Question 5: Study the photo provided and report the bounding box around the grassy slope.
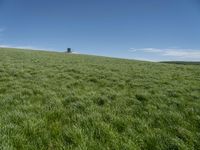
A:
[0,48,200,150]
[161,61,200,65]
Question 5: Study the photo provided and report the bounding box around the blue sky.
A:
[0,0,200,61]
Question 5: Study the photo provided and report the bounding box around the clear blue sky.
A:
[0,0,200,61]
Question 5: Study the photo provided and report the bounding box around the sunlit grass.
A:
[0,48,200,149]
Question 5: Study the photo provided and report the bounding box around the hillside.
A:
[0,48,200,150]
[161,61,200,65]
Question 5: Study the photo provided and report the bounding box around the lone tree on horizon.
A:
[67,48,72,53]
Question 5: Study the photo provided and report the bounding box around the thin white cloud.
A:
[0,44,54,51]
[0,45,10,47]
[130,48,162,53]
[0,45,35,49]
[163,49,200,58]
[129,48,200,60]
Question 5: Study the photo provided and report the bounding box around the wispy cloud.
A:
[0,44,60,52]
[0,45,10,48]
[130,48,200,60]
[0,44,36,49]
[130,48,162,53]
[163,49,200,58]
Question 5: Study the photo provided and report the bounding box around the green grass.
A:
[161,61,200,65]
[0,48,200,150]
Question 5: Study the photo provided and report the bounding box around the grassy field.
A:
[161,61,200,65]
[0,48,200,150]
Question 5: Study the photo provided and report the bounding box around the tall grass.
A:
[0,48,200,149]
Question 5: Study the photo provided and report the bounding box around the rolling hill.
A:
[161,61,200,65]
[0,48,200,150]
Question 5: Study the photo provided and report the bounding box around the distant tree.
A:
[67,48,71,53]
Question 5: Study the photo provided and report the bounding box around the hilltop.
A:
[0,48,200,149]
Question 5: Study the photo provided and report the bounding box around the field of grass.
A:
[0,48,200,150]
[161,61,200,65]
